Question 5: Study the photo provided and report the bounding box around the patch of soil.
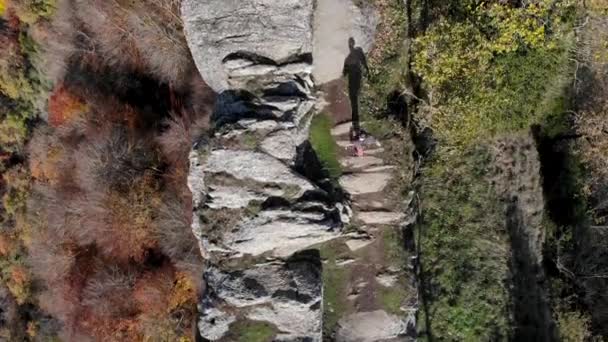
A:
[320,79,352,125]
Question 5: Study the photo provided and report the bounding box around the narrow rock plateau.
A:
[183,1,417,340]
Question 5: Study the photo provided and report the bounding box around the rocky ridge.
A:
[183,0,417,340]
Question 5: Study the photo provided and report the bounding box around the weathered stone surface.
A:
[200,252,323,341]
[336,310,409,342]
[363,165,396,173]
[339,172,392,195]
[188,150,206,208]
[332,122,354,137]
[204,149,314,195]
[357,211,404,225]
[376,273,398,287]
[197,308,235,341]
[187,149,208,257]
[341,156,384,170]
[207,186,265,209]
[345,237,374,252]
[364,147,385,155]
[225,210,340,258]
[337,139,354,148]
[184,0,418,336]
[182,0,314,93]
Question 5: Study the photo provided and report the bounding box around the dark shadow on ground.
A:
[342,38,369,135]
[506,197,558,342]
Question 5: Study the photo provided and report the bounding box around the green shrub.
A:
[13,0,56,24]
[558,311,592,342]
[413,0,576,146]
[0,113,29,151]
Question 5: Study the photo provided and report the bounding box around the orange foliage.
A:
[99,174,160,262]
[0,232,14,256]
[10,265,28,287]
[169,272,197,313]
[29,145,63,185]
[134,265,175,315]
[48,84,88,127]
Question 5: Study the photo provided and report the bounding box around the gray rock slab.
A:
[261,130,300,162]
[353,198,392,211]
[204,149,314,194]
[332,122,353,137]
[336,140,353,149]
[339,172,392,195]
[182,0,314,92]
[198,308,236,341]
[376,273,399,287]
[188,150,206,208]
[225,210,340,258]
[363,165,396,173]
[202,256,322,341]
[364,147,385,155]
[357,211,404,225]
[207,186,264,209]
[336,310,408,342]
[345,238,374,252]
[341,156,384,170]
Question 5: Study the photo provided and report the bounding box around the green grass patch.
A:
[417,146,511,341]
[318,241,352,336]
[309,113,342,179]
[380,286,407,315]
[382,227,407,268]
[240,132,259,150]
[230,320,276,342]
[322,261,348,335]
[362,118,399,140]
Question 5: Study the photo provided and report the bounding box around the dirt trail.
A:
[323,122,417,341]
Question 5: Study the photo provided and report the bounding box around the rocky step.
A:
[352,196,395,211]
[339,172,392,195]
[340,155,384,170]
[363,147,385,156]
[331,121,353,137]
[356,211,405,225]
[363,165,395,173]
[337,310,415,342]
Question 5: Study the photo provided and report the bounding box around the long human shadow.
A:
[342,37,369,136]
[506,197,558,342]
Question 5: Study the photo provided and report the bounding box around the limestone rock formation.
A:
[184,1,345,340]
[182,0,314,93]
[200,251,323,342]
[183,1,416,340]
[187,93,341,340]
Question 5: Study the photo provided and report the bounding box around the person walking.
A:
[342,37,369,141]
